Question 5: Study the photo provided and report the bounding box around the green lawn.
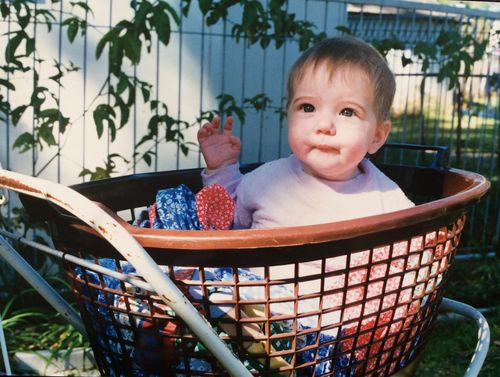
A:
[415,257,500,377]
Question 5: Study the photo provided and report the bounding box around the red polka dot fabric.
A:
[196,184,235,230]
[148,202,158,227]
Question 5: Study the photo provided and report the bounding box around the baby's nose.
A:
[316,115,335,135]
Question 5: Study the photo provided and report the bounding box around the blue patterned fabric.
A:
[76,262,357,376]
[153,184,201,230]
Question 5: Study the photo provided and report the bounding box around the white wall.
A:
[0,0,346,184]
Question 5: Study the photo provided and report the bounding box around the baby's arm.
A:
[197,116,241,171]
[201,158,251,229]
[199,116,254,228]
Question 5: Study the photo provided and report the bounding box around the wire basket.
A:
[19,151,489,377]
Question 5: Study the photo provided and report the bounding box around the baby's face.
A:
[287,63,390,181]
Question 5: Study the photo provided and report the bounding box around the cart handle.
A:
[439,298,490,377]
[0,169,252,377]
[379,143,450,169]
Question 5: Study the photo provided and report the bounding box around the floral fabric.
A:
[132,184,234,231]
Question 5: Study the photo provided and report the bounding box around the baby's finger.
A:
[211,116,221,130]
[197,123,215,141]
[231,135,241,149]
[222,116,234,135]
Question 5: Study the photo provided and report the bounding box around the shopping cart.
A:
[0,145,491,376]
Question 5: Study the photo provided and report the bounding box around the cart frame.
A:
[0,150,491,376]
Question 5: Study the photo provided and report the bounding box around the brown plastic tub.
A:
[21,147,490,377]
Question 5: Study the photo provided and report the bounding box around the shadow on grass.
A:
[415,306,499,377]
[415,257,500,376]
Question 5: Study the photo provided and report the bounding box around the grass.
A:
[383,108,499,252]
[0,262,90,374]
[416,307,500,376]
[415,257,500,377]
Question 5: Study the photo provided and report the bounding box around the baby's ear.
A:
[368,120,391,154]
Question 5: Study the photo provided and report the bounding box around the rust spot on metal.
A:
[160,294,176,304]
[46,192,72,210]
[98,225,109,236]
[0,176,42,195]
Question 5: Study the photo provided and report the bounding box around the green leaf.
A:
[180,143,189,156]
[37,108,70,134]
[123,33,141,64]
[115,96,129,128]
[71,1,93,15]
[93,104,116,139]
[108,118,116,141]
[181,0,192,16]
[140,84,150,102]
[30,87,48,109]
[95,29,117,60]
[94,113,104,138]
[17,5,31,29]
[35,8,57,31]
[37,123,57,146]
[206,7,223,26]
[25,37,35,56]
[401,55,413,67]
[13,132,35,152]
[134,0,153,30]
[66,17,79,43]
[78,168,91,178]
[335,25,352,35]
[158,1,181,25]
[11,105,27,125]
[473,41,487,61]
[152,10,171,46]
[142,151,152,166]
[136,133,154,148]
[38,123,57,146]
[437,68,447,83]
[442,42,457,56]
[436,30,451,46]
[242,2,258,29]
[126,83,136,106]
[414,42,436,60]
[38,108,59,118]
[108,41,124,75]
[150,100,168,114]
[59,114,70,134]
[244,93,272,111]
[198,0,211,15]
[232,107,245,124]
[116,73,129,95]
[5,31,25,63]
[0,78,15,90]
[147,115,160,136]
[1,2,10,18]
[231,24,242,43]
[260,35,270,49]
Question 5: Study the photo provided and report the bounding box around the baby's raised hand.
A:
[197,116,241,171]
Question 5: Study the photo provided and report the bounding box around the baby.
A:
[198,36,414,229]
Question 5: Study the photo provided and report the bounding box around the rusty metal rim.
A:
[97,167,489,250]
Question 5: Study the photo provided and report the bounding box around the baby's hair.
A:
[287,36,395,123]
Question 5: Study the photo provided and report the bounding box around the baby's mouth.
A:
[315,144,337,152]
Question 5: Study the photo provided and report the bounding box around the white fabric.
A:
[202,154,414,229]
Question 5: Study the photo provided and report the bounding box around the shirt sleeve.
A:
[201,163,253,229]
[201,163,243,199]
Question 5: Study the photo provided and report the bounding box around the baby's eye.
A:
[340,108,355,117]
[300,103,315,113]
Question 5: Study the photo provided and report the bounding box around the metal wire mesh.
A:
[63,215,464,376]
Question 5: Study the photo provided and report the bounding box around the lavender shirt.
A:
[202,154,414,229]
